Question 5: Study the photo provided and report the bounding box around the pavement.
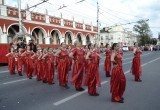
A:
[0,51,160,110]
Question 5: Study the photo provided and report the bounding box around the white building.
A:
[100,24,137,46]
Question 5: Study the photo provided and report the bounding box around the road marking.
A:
[3,78,28,84]
[2,76,36,85]
[53,56,160,106]
[0,70,9,74]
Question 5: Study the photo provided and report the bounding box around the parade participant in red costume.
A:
[69,41,85,91]
[15,48,23,76]
[6,48,16,75]
[42,48,55,84]
[31,48,42,81]
[104,43,112,77]
[41,48,48,82]
[110,43,126,103]
[22,46,34,79]
[67,46,72,71]
[84,43,101,96]
[55,42,70,89]
[131,42,142,82]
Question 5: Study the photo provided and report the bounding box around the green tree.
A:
[150,38,157,45]
[133,20,152,46]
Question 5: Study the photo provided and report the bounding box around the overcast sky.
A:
[5,0,160,38]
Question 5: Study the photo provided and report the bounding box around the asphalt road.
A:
[0,51,160,110]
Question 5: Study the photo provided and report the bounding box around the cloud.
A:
[5,0,160,38]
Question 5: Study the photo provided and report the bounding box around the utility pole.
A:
[97,1,100,46]
[18,0,22,34]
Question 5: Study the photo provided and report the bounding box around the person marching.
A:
[22,46,34,79]
[15,48,23,76]
[69,41,85,91]
[110,43,126,103]
[84,43,101,96]
[131,42,142,82]
[104,43,112,77]
[30,48,42,81]
[6,48,16,75]
[42,48,55,84]
[41,48,48,83]
[55,42,70,89]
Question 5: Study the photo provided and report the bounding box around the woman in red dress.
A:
[104,43,112,77]
[31,48,42,81]
[110,43,126,103]
[22,46,34,79]
[41,49,48,82]
[55,42,70,89]
[84,43,101,96]
[69,42,85,91]
[42,48,55,84]
[6,48,16,75]
[15,48,23,76]
[131,42,142,82]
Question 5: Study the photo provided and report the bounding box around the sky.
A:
[5,0,160,38]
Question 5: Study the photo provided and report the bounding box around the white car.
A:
[122,46,129,52]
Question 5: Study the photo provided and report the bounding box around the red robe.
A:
[24,51,34,78]
[35,54,42,81]
[7,53,15,75]
[41,55,48,81]
[71,48,85,89]
[104,49,112,76]
[43,53,55,84]
[84,51,101,95]
[131,49,142,81]
[17,53,23,75]
[93,49,100,66]
[57,49,69,86]
[110,52,126,102]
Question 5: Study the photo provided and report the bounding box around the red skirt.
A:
[110,66,126,101]
[104,57,111,74]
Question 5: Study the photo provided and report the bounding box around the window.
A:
[13,10,16,15]
[8,9,11,14]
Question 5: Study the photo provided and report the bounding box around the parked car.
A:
[122,45,129,52]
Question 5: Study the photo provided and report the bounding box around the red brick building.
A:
[0,0,97,45]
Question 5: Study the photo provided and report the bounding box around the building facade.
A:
[0,0,97,45]
[100,24,137,46]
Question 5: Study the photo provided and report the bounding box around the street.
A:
[0,51,160,110]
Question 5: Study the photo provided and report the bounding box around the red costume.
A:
[110,51,126,102]
[57,49,69,87]
[16,52,23,75]
[7,53,15,75]
[24,51,34,79]
[41,55,48,81]
[104,49,112,77]
[93,48,100,66]
[84,51,101,96]
[131,48,142,81]
[71,48,85,90]
[32,53,41,80]
[43,53,55,84]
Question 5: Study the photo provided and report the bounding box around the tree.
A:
[133,20,152,46]
[150,38,157,45]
